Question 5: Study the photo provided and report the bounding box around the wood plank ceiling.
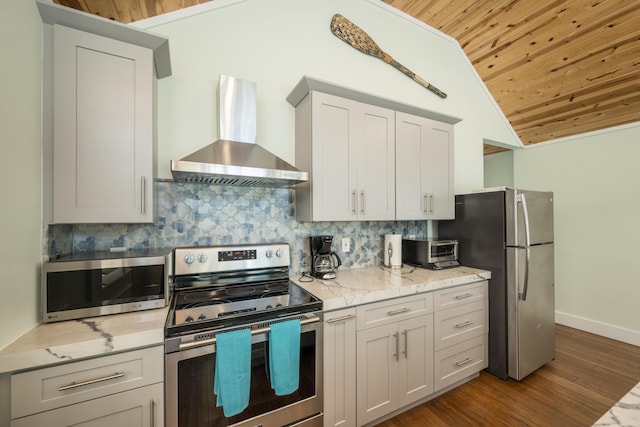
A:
[54,0,640,155]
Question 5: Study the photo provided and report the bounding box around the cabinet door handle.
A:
[455,320,474,329]
[352,190,357,214]
[455,357,474,367]
[429,194,434,214]
[360,190,365,215]
[150,398,155,427]
[423,193,428,213]
[455,293,474,300]
[393,332,399,361]
[58,371,125,391]
[402,329,408,359]
[326,314,356,324]
[387,307,411,316]
[141,176,146,214]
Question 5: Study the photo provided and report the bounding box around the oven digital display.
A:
[218,250,257,262]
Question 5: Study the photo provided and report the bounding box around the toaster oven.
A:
[402,239,460,270]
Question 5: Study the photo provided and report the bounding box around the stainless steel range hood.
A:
[170,75,308,187]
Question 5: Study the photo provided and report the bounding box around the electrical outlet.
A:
[341,238,350,253]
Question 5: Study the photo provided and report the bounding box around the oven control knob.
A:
[198,314,207,321]
[265,249,273,258]
[185,315,194,323]
[275,249,282,257]
[197,254,208,263]
[184,254,195,265]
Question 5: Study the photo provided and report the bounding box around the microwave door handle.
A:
[519,193,531,301]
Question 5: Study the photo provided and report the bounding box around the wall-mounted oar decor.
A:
[330,14,447,99]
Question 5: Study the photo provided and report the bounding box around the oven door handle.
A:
[177,314,322,351]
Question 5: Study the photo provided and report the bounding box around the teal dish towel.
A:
[213,328,251,417]
[269,319,301,396]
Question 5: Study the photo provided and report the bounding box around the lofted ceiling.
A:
[53,0,640,155]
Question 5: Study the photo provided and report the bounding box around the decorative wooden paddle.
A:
[330,14,447,99]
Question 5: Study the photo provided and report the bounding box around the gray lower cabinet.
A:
[10,346,164,427]
[355,294,434,426]
[433,282,489,391]
[324,308,357,427]
[323,282,488,427]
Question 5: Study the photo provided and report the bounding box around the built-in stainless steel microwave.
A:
[42,250,170,323]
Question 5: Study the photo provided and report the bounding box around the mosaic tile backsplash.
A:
[46,181,432,274]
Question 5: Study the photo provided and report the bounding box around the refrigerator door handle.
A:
[520,193,531,300]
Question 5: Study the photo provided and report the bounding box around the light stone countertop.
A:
[291,265,491,312]
[593,382,640,426]
[0,307,168,374]
[0,265,491,375]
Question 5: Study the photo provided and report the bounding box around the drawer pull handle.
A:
[58,371,125,391]
[327,314,356,323]
[393,332,399,361]
[455,293,474,300]
[455,357,474,367]
[150,398,156,427]
[387,307,411,316]
[455,320,474,328]
[402,329,408,359]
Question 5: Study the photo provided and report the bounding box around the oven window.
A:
[433,245,455,257]
[177,331,317,426]
[46,265,164,312]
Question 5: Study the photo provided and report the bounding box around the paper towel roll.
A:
[384,234,402,268]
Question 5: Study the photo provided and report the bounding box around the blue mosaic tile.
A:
[46,181,431,274]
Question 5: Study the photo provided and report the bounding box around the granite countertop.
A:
[291,265,491,311]
[0,307,168,374]
[593,382,640,426]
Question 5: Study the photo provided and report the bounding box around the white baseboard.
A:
[555,311,640,347]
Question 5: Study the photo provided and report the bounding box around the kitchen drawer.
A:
[433,335,488,391]
[356,293,433,330]
[433,280,487,311]
[11,382,163,427]
[434,300,488,351]
[11,345,163,418]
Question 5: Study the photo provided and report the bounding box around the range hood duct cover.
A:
[170,75,308,187]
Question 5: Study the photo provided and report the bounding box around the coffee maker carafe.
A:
[310,235,342,279]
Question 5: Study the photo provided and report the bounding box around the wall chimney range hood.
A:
[170,75,308,187]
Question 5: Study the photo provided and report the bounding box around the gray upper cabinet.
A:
[38,0,171,224]
[396,112,455,220]
[288,76,459,222]
[52,25,154,223]
[294,91,396,222]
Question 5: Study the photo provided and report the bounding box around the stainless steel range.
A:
[165,243,323,427]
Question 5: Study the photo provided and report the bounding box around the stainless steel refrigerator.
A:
[439,187,555,380]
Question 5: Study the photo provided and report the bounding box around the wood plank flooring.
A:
[376,324,640,427]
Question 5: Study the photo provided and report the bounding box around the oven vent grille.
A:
[252,314,309,331]
[195,314,313,342]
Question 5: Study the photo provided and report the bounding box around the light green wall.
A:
[484,150,514,188]
[142,0,519,194]
[0,0,528,350]
[514,124,640,337]
[0,1,43,349]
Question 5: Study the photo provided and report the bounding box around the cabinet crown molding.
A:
[36,0,171,79]
[287,75,462,125]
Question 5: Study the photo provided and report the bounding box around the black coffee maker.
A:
[309,235,342,279]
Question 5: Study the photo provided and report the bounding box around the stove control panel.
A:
[174,243,290,275]
[219,249,257,262]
